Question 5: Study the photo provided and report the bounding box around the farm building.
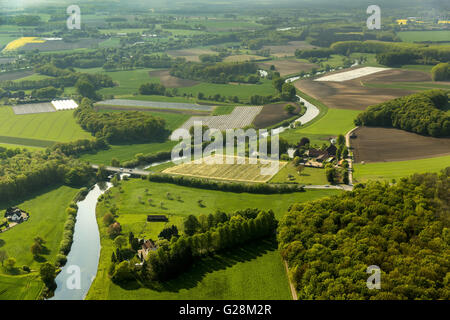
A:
[147,215,169,222]
[4,207,29,223]
[137,239,157,261]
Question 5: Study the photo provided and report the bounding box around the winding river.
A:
[50,182,112,300]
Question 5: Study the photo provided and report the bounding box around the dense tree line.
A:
[148,173,305,194]
[0,149,94,203]
[124,210,276,282]
[74,98,169,144]
[170,61,259,84]
[355,90,450,137]
[278,169,450,299]
[431,63,450,82]
[50,138,110,157]
[330,41,450,65]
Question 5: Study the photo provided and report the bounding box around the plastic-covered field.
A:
[12,102,56,115]
[314,67,389,82]
[175,106,263,132]
[51,99,79,110]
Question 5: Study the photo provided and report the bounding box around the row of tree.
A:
[74,98,169,144]
[354,90,449,137]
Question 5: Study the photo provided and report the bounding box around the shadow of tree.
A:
[0,239,5,248]
[134,237,279,293]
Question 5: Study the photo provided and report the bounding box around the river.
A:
[50,182,112,300]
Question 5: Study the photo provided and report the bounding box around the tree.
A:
[31,242,43,257]
[273,77,284,92]
[281,82,297,101]
[0,250,7,266]
[5,257,16,270]
[75,78,97,100]
[108,222,122,239]
[184,215,200,236]
[159,225,179,241]
[40,262,56,286]
[284,104,296,115]
[103,212,115,226]
[114,235,127,249]
[111,158,120,167]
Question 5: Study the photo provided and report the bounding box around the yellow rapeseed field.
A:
[3,37,45,51]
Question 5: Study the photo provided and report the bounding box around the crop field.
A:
[398,30,450,43]
[259,59,317,76]
[351,127,450,163]
[166,48,217,62]
[175,106,263,131]
[19,39,102,52]
[0,70,33,81]
[148,70,200,88]
[0,185,80,300]
[294,69,431,110]
[0,107,92,146]
[353,155,450,183]
[252,103,302,129]
[163,155,286,183]
[2,37,45,51]
[262,41,318,57]
[269,163,328,185]
[176,79,278,103]
[223,54,266,62]
[87,179,341,300]
[97,99,214,112]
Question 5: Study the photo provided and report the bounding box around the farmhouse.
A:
[147,215,169,222]
[137,239,157,260]
[4,207,29,223]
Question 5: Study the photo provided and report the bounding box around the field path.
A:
[283,260,298,300]
[345,127,359,186]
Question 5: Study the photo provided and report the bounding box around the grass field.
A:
[86,178,342,300]
[269,163,328,185]
[0,185,80,300]
[163,155,286,183]
[0,143,44,151]
[281,108,360,146]
[79,140,177,165]
[398,31,450,43]
[98,68,157,96]
[0,107,92,146]
[353,155,450,182]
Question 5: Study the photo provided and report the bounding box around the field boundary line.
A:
[283,259,298,300]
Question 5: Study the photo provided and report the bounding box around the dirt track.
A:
[351,127,450,163]
[295,69,431,110]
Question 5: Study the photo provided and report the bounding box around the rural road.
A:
[91,165,150,176]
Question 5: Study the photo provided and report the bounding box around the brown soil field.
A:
[252,103,301,129]
[149,70,200,88]
[351,126,450,163]
[294,69,432,110]
[258,59,317,77]
[262,41,318,57]
[166,48,216,62]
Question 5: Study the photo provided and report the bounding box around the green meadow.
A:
[86,179,341,300]
[353,155,450,183]
[270,163,328,185]
[397,30,450,43]
[0,185,81,300]
[0,107,92,146]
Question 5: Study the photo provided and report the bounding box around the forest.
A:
[278,168,450,299]
[74,98,169,144]
[354,90,450,137]
[0,148,93,203]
